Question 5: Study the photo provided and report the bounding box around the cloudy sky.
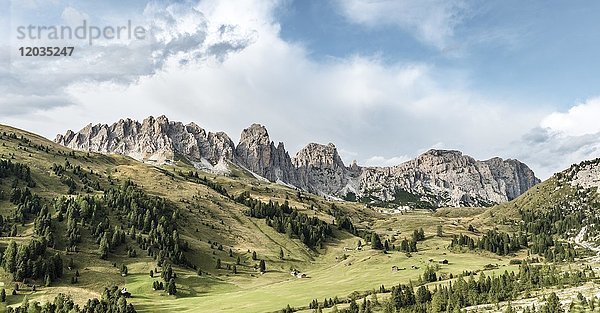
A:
[1,0,600,179]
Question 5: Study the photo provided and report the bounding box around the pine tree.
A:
[279,248,284,260]
[370,232,383,250]
[167,278,177,295]
[541,292,564,313]
[2,240,17,275]
[0,289,5,302]
[45,274,51,287]
[259,260,266,273]
[216,258,221,269]
[99,233,109,259]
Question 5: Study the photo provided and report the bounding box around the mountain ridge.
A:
[55,115,541,208]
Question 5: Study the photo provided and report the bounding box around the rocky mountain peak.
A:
[55,117,541,208]
[293,142,351,196]
[293,142,345,168]
[55,115,235,167]
[235,124,297,184]
[239,123,270,146]
[421,149,463,157]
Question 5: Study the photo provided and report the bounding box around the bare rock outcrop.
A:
[356,150,540,207]
[55,115,235,166]
[292,143,353,195]
[56,117,540,208]
[234,124,298,184]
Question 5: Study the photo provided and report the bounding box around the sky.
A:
[1,0,600,179]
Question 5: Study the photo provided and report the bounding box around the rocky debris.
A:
[56,117,540,207]
[567,159,600,190]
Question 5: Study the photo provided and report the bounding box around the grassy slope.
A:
[0,124,545,313]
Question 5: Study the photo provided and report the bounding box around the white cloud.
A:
[540,98,600,137]
[61,6,89,26]
[364,155,411,167]
[506,98,600,179]
[4,0,598,183]
[510,127,600,180]
[0,0,258,116]
[335,0,470,49]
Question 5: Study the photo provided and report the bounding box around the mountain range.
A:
[55,115,540,208]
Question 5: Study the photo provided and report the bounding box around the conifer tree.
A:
[99,233,109,259]
[259,260,266,273]
[167,278,177,295]
[370,232,383,250]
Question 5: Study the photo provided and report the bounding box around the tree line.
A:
[450,229,525,256]
[235,191,333,249]
[5,286,136,313]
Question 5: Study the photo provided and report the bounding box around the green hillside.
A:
[1,124,600,313]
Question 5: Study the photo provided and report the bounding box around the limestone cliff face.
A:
[292,143,354,195]
[356,150,540,207]
[54,115,235,166]
[234,124,298,183]
[56,117,540,208]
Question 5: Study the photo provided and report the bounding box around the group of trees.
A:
[33,205,55,247]
[53,195,107,252]
[412,228,425,242]
[398,238,418,253]
[530,233,578,262]
[370,233,384,250]
[51,161,102,194]
[391,228,425,253]
[327,204,358,235]
[450,229,525,256]
[289,262,593,313]
[5,286,136,313]
[1,239,63,284]
[182,171,229,197]
[0,159,35,187]
[159,264,177,295]
[236,192,333,249]
[0,215,17,237]
[10,187,43,224]
[381,262,591,313]
[421,266,438,283]
[104,180,188,266]
[521,206,585,262]
[308,297,339,310]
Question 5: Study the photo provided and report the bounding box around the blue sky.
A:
[1,0,600,179]
[279,0,600,108]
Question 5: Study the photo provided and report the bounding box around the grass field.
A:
[0,124,596,313]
